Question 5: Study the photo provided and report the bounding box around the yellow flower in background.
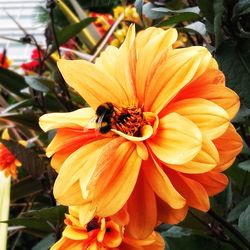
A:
[111,5,140,47]
[114,5,140,23]
[0,130,21,179]
[51,206,164,250]
[40,26,242,237]
[172,32,188,48]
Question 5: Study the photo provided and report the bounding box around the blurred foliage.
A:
[0,0,250,249]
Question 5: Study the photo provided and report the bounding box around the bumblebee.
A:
[95,102,114,134]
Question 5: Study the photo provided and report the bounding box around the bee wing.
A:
[84,115,98,132]
[96,113,106,129]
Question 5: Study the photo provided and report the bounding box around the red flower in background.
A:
[21,48,44,74]
[90,12,114,36]
[0,50,11,69]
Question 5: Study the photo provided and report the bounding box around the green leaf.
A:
[213,0,225,48]
[43,93,68,112]
[24,76,55,93]
[5,206,67,236]
[0,112,40,131]
[240,140,250,156]
[135,0,143,17]
[233,105,250,123]
[0,67,28,98]
[156,12,200,27]
[165,233,234,250]
[226,163,247,191]
[11,177,43,202]
[238,204,250,241]
[185,21,206,35]
[6,218,52,234]
[162,226,192,238]
[197,0,214,24]
[21,206,67,224]
[232,0,250,38]
[227,196,250,222]
[144,3,200,20]
[0,139,46,178]
[213,179,233,211]
[179,209,210,231]
[32,233,55,250]
[216,38,250,108]
[50,17,95,54]
[238,160,250,172]
[143,3,165,19]
[152,6,200,15]
[2,99,34,113]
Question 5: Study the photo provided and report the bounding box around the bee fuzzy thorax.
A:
[95,102,148,136]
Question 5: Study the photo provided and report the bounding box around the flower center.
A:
[96,103,147,136]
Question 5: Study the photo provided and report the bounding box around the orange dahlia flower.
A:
[51,206,164,250]
[40,26,242,236]
[0,130,21,179]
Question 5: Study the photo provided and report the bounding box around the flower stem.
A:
[208,209,250,249]
[0,172,11,250]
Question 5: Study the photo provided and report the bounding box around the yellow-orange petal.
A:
[89,141,142,217]
[2,129,10,140]
[39,108,95,132]
[145,47,211,113]
[57,58,134,110]
[167,136,219,174]
[123,231,164,250]
[113,25,136,104]
[62,226,88,240]
[111,204,129,226]
[101,220,123,248]
[135,28,177,105]
[95,26,136,105]
[213,124,243,172]
[148,113,202,165]
[126,174,157,239]
[78,203,96,226]
[144,232,165,250]
[46,128,98,157]
[84,137,125,198]
[80,138,124,200]
[186,171,228,196]
[172,70,239,120]
[50,237,82,250]
[53,138,112,204]
[51,149,72,172]
[142,158,185,209]
[135,142,148,160]
[54,181,84,206]
[166,170,210,211]
[135,27,164,50]
[95,45,119,77]
[165,98,229,140]
[66,209,82,227]
[112,124,153,142]
[157,198,188,224]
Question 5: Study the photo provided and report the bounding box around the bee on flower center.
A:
[95,102,148,137]
[95,102,114,134]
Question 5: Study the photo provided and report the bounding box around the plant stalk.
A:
[208,209,250,249]
[0,172,11,250]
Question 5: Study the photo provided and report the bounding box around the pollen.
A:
[112,106,148,136]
